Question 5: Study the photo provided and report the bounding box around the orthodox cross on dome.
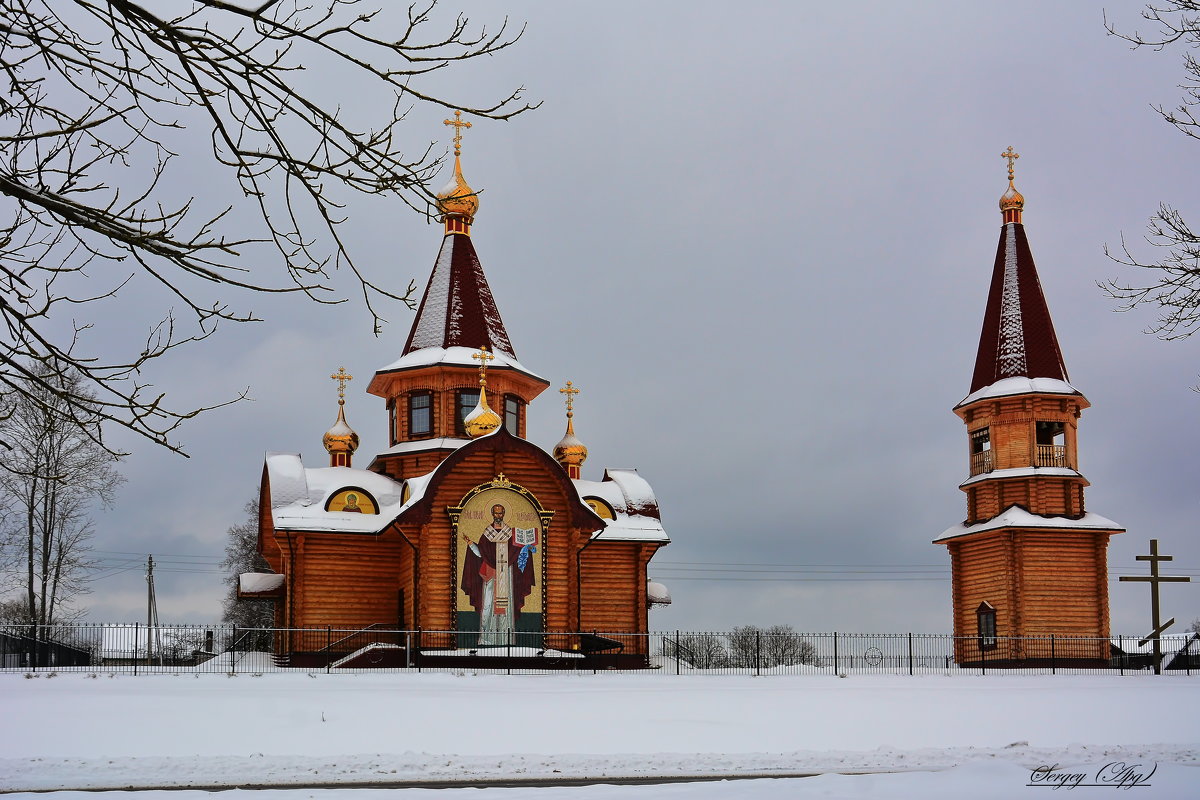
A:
[1120,538,1191,675]
[472,345,495,387]
[444,110,472,157]
[1001,146,1020,182]
[560,380,579,418]
[330,367,353,404]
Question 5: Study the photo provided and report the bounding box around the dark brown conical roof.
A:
[969,222,1069,393]
[402,232,516,358]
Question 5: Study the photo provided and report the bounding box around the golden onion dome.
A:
[463,386,502,438]
[999,180,1024,213]
[323,401,359,455]
[436,154,479,221]
[553,416,588,468]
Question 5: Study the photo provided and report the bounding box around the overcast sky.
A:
[69,1,1198,636]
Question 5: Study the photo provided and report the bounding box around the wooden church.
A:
[935,149,1123,666]
[239,115,670,668]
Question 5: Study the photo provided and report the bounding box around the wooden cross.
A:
[330,367,352,402]
[560,380,579,418]
[472,345,494,387]
[1000,146,1020,181]
[1120,538,1191,674]
[444,110,471,156]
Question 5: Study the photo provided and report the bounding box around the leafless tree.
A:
[0,362,123,626]
[1103,3,1200,351]
[1,1,535,456]
[726,624,819,668]
[219,495,274,647]
[662,632,731,669]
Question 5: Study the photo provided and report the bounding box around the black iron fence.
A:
[2,624,1195,676]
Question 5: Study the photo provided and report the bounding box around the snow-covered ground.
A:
[2,663,1197,798]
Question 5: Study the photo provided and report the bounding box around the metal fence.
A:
[2,624,1196,676]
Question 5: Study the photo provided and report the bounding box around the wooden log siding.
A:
[580,542,641,633]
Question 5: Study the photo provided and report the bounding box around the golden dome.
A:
[323,401,359,455]
[553,380,587,473]
[999,181,1024,213]
[998,145,1024,219]
[436,154,479,221]
[553,416,588,468]
[436,111,479,222]
[464,386,501,438]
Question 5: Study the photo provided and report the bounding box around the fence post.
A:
[417,627,422,674]
[405,631,411,670]
[755,629,761,677]
[1050,635,1056,675]
[326,626,332,674]
[229,626,237,674]
[507,627,512,676]
[833,632,839,674]
[980,637,987,676]
[908,633,914,676]
[1119,635,1124,676]
[133,623,139,676]
[674,630,680,676]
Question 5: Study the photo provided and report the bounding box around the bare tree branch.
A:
[0,0,536,456]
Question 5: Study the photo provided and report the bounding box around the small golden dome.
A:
[553,416,588,468]
[436,154,479,221]
[323,401,359,455]
[464,386,502,438]
[999,181,1024,213]
[437,112,478,222]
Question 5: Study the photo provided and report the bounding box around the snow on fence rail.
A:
[1,624,1196,676]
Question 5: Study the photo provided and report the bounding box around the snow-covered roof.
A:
[647,580,672,605]
[375,346,544,383]
[265,454,406,534]
[935,506,1124,543]
[956,376,1081,409]
[375,437,472,457]
[959,465,1084,488]
[238,573,285,594]
[572,468,669,543]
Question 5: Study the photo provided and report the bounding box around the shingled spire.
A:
[968,148,1068,393]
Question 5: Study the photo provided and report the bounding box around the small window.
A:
[977,602,997,650]
[456,390,480,436]
[504,395,523,436]
[409,392,432,437]
[388,400,397,445]
[584,497,615,520]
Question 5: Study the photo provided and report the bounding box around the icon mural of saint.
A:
[459,502,538,645]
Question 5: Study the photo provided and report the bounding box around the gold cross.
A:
[560,380,580,418]
[330,367,352,402]
[472,345,494,387]
[1000,146,1020,182]
[444,110,472,157]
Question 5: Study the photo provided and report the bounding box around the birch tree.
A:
[0,364,123,626]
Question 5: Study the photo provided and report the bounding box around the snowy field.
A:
[2,662,1198,798]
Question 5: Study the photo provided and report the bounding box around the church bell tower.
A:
[935,149,1123,666]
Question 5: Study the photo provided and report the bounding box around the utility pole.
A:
[146,555,161,666]
[1120,539,1191,675]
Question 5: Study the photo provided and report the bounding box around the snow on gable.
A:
[572,469,668,544]
[959,466,1083,488]
[266,457,406,534]
[956,376,1080,408]
[935,506,1124,543]
[265,452,309,509]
